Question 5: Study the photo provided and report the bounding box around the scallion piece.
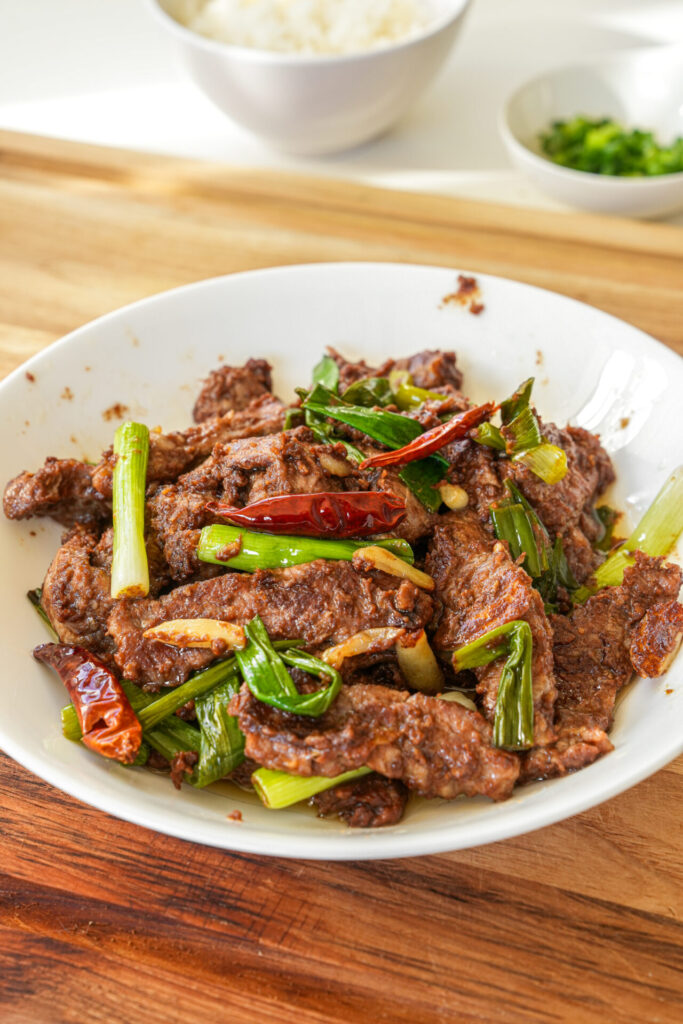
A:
[303,394,422,450]
[111,421,150,599]
[513,443,568,485]
[451,620,534,750]
[197,524,414,570]
[252,766,372,809]
[574,466,683,602]
[193,676,245,787]
[236,615,342,717]
[476,422,506,451]
[490,503,546,578]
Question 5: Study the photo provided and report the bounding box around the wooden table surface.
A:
[0,131,681,1024]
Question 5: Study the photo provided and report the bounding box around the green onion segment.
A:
[452,620,534,750]
[197,524,414,570]
[111,421,150,599]
[574,466,683,602]
[252,766,372,809]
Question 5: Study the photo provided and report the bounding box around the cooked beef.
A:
[361,465,437,544]
[91,394,285,499]
[442,423,615,584]
[500,423,615,582]
[387,349,464,393]
[311,774,408,827]
[425,510,557,747]
[193,359,274,423]
[107,560,435,687]
[41,526,117,658]
[326,347,464,396]
[229,682,519,801]
[169,750,199,789]
[146,429,357,583]
[443,440,504,524]
[4,457,109,528]
[520,552,683,782]
[91,527,171,597]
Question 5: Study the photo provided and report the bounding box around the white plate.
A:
[1,262,682,860]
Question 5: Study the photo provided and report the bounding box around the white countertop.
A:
[2,0,683,223]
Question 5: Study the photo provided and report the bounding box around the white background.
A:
[1,0,682,221]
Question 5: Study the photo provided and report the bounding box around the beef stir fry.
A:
[5,349,683,828]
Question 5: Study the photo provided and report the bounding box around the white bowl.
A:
[500,47,683,219]
[146,0,470,155]
[1,262,682,860]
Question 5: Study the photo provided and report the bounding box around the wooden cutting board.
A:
[0,131,681,1024]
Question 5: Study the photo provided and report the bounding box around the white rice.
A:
[165,0,433,55]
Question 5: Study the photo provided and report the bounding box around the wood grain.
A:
[0,131,681,1024]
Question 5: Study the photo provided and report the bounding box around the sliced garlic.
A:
[143,618,246,651]
[396,629,444,693]
[352,545,435,591]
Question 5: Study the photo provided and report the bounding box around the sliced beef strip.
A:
[91,527,171,597]
[146,429,357,583]
[107,560,435,688]
[520,552,683,782]
[311,774,408,828]
[425,510,557,747]
[192,359,274,423]
[41,526,117,659]
[91,394,285,499]
[360,464,437,544]
[229,682,519,802]
[326,347,464,396]
[443,440,504,525]
[4,457,110,529]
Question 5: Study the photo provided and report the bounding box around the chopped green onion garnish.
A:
[491,503,546,578]
[574,466,683,602]
[452,620,534,750]
[593,506,620,552]
[252,765,372,810]
[197,523,414,570]
[236,615,342,717]
[111,421,150,599]
[500,378,534,424]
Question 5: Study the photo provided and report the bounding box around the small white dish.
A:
[146,0,470,155]
[500,46,683,219]
[1,262,682,860]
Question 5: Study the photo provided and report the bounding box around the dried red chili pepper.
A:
[206,491,406,538]
[359,403,496,470]
[34,643,142,763]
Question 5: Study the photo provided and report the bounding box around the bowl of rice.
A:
[147,0,471,155]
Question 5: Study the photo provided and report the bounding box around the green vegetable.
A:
[398,457,449,513]
[312,354,340,393]
[492,481,576,609]
[574,466,683,602]
[197,523,415,570]
[27,588,58,640]
[302,382,445,510]
[235,615,341,717]
[111,421,150,599]
[341,376,394,408]
[252,766,372,809]
[452,620,534,750]
[475,378,568,485]
[540,117,683,177]
[194,676,245,788]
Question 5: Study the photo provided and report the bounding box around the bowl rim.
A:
[145,0,470,66]
[499,49,683,190]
